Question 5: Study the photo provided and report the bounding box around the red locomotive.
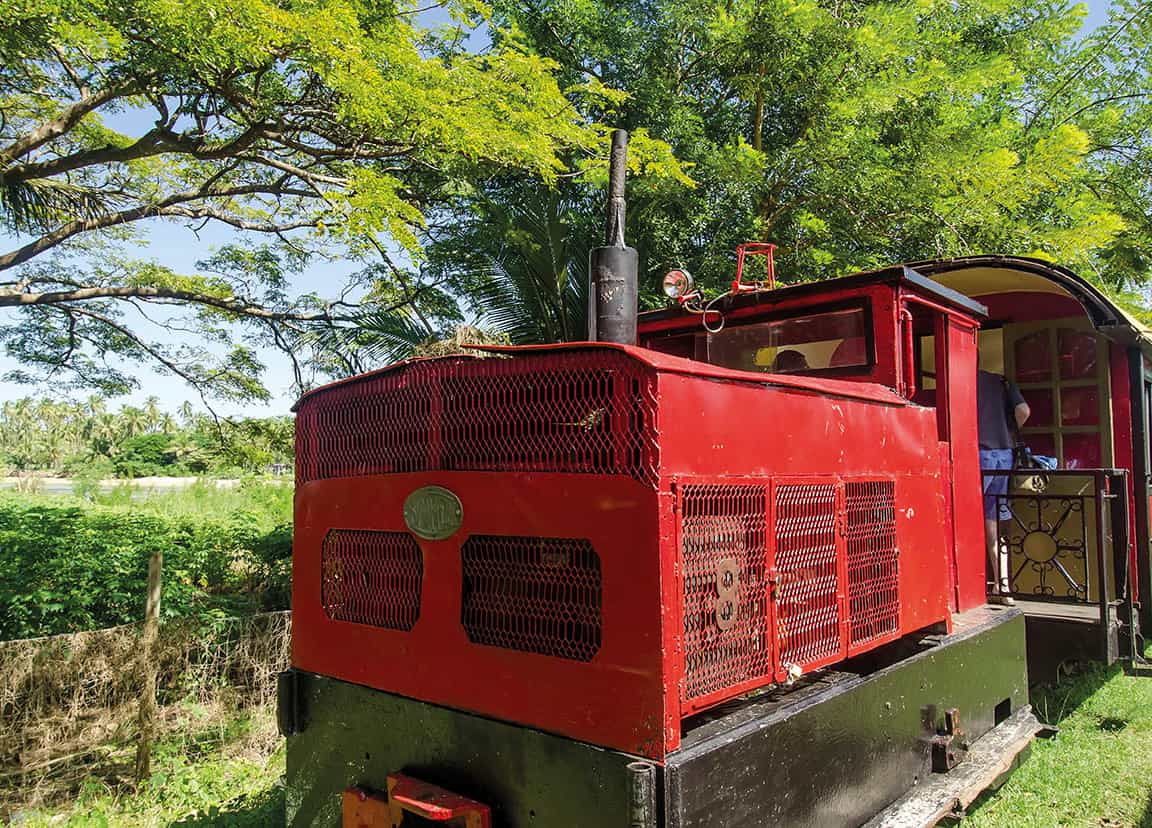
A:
[280,133,1143,826]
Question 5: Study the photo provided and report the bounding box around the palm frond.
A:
[466,191,590,344]
[294,308,431,373]
[0,177,122,234]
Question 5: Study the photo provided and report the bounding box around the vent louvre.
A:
[321,530,423,630]
[845,480,899,647]
[774,483,842,669]
[681,484,771,702]
[461,536,602,662]
[296,352,658,486]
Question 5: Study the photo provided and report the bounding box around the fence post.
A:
[135,550,162,782]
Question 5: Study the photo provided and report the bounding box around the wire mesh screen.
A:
[681,484,771,702]
[461,535,602,661]
[321,530,423,631]
[296,352,659,486]
[774,483,842,670]
[844,480,899,648]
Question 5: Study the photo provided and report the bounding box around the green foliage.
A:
[0,0,682,397]
[112,433,175,478]
[425,184,591,344]
[16,720,284,827]
[476,0,1152,302]
[0,396,293,477]
[0,481,292,639]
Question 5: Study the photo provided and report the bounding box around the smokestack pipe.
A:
[588,129,639,344]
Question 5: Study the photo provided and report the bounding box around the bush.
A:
[0,487,292,640]
[113,433,175,478]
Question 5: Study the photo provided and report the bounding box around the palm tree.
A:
[35,400,70,470]
[89,412,120,458]
[293,188,592,376]
[177,401,197,429]
[464,190,590,345]
[143,397,164,433]
[120,406,148,439]
[302,307,433,374]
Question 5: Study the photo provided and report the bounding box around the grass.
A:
[967,661,1152,827]
[74,477,292,526]
[12,713,285,828]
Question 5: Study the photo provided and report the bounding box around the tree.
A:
[0,0,638,397]
[0,395,294,476]
[484,0,1150,299]
[1022,0,1152,291]
[422,184,592,343]
[113,432,173,477]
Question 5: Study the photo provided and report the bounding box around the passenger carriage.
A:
[917,257,1145,677]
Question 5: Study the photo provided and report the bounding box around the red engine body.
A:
[291,266,987,761]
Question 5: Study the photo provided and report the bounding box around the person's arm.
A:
[1014,401,1030,428]
[1007,380,1030,428]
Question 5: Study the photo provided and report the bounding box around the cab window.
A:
[705,305,871,374]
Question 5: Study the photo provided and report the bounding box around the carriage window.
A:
[706,306,870,374]
[1007,320,1107,469]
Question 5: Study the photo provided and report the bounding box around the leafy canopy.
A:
[478,0,1150,302]
[0,0,687,396]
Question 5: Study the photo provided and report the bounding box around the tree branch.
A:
[57,304,223,413]
[3,121,270,184]
[0,81,139,163]
[0,185,322,269]
[0,283,336,321]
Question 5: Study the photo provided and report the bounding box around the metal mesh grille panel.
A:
[775,483,842,668]
[845,480,899,647]
[296,352,658,486]
[461,536,602,661]
[681,484,771,701]
[321,530,423,630]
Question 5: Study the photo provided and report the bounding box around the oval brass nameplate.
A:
[403,485,463,540]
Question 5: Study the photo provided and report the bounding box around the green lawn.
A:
[968,662,1152,827]
[14,663,1152,827]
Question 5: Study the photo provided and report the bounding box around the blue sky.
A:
[0,0,1118,418]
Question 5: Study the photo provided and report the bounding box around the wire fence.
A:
[0,611,290,814]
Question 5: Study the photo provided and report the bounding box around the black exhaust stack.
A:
[588,129,639,344]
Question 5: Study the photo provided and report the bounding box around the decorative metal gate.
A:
[983,467,1138,663]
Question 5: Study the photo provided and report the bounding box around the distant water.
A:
[0,477,244,497]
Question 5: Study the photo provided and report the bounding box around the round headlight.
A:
[663,269,694,300]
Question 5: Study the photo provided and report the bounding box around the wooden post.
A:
[135,550,162,782]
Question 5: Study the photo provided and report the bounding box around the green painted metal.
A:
[285,607,1029,827]
[285,673,637,827]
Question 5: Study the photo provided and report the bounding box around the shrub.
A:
[113,433,176,478]
[0,489,292,640]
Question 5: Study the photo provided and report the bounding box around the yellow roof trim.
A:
[927,267,1075,299]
